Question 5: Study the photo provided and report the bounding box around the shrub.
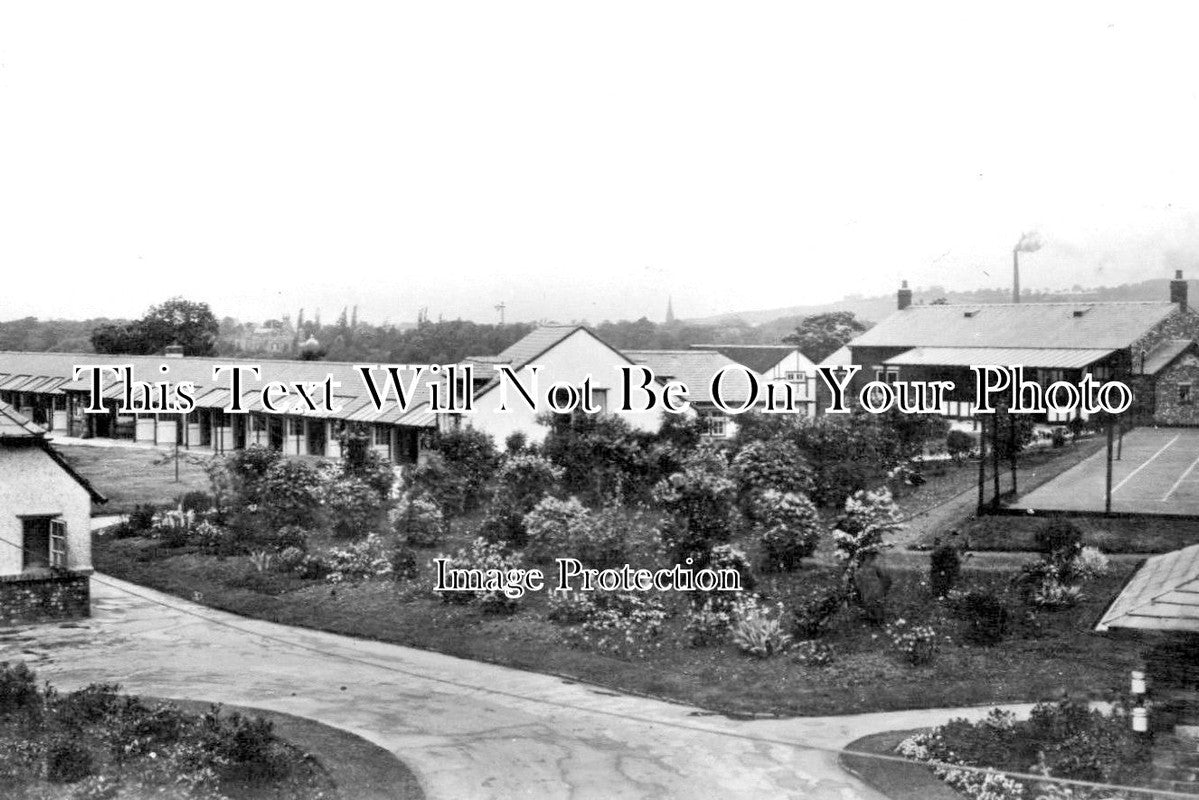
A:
[572,592,669,659]
[389,492,446,547]
[538,411,652,504]
[951,590,1009,646]
[480,454,563,547]
[150,506,197,548]
[1051,426,1068,448]
[791,639,835,667]
[0,661,41,715]
[684,599,733,647]
[832,487,902,574]
[757,490,821,572]
[730,597,792,658]
[294,553,330,580]
[434,537,528,612]
[1035,519,1082,560]
[177,491,214,514]
[269,525,309,553]
[45,739,94,784]
[1071,545,1110,580]
[945,429,974,462]
[326,476,387,539]
[337,426,396,500]
[731,439,815,520]
[225,444,284,506]
[325,534,392,583]
[651,450,740,564]
[437,426,501,511]
[192,520,238,555]
[276,546,306,573]
[1031,581,1083,609]
[113,503,157,538]
[523,496,590,561]
[884,618,938,665]
[256,459,326,530]
[505,430,528,454]
[406,455,468,519]
[546,591,596,624]
[787,587,845,640]
[928,542,961,598]
[390,544,419,579]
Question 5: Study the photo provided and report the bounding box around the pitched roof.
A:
[850,302,1179,351]
[689,344,803,374]
[0,401,106,503]
[1097,544,1199,633]
[494,325,584,368]
[625,350,753,404]
[820,345,853,366]
[1140,339,1199,375]
[884,347,1115,370]
[0,399,45,439]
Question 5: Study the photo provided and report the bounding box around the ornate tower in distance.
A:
[665,296,676,325]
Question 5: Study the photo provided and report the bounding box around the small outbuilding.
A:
[0,400,105,626]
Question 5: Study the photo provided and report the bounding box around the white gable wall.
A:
[0,446,93,576]
[467,329,672,445]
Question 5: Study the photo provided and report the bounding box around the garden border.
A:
[839,728,965,800]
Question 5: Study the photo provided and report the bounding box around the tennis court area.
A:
[1015,427,1199,516]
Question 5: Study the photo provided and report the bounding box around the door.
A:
[21,517,51,571]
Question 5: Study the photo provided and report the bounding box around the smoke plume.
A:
[1014,231,1043,253]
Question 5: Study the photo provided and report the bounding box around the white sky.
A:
[3,3,1199,325]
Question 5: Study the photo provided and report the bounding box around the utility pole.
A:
[977,416,987,513]
[495,302,506,325]
[1105,420,1115,515]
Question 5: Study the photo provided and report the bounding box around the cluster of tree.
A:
[0,317,115,353]
[91,298,220,356]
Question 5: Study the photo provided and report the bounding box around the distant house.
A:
[625,349,755,438]
[843,270,1199,423]
[690,344,817,416]
[0,401,105,626]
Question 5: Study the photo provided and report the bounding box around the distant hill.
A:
[684,277,1193,331]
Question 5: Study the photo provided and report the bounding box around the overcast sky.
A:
[3,3,1199,326]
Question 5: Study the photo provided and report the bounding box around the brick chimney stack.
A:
[1171,269,1189,312]
[897,280,912,310]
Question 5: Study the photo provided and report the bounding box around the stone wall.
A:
[1130,307,1199,367]
[0,571,90,627]
[1154,356,1199,426]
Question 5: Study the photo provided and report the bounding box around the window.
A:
[703,414,728,438]
[590,387,608,413]
[1181,383,1193,406]
[374,424,391,446]
[290,418,304,436]
[550,385,576,410]
[784,371,806,383]
[49,519,67,568]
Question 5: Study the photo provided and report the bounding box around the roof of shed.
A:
[884,347,1115,370]
[1097,544,1199,633]
[851,302,1179,351]
[689,344,803,374]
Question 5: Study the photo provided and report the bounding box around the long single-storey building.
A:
[842,271,1199,423]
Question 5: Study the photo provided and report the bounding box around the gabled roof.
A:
[1140,339,1199,375]
[0,399,45,439]
[1097,544,1199,633]
[820,345,853,366]
[472,325,640,399]
[689,344,806,374]
[625,350,753,405]
[884,347,1114,370]
[850,302,1179,351]
[0,401,106,503]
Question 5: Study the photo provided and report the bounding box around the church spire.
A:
[665,296,676,325]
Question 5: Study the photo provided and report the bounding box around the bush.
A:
[546,591,596,624]
[177,491,214,514]
[884,618,938,665]
[791,640,835,667]
[390,545,419,579]
[150,506,197,548]
[832,486,902,573]
[406,455,468,519]
[945,429,974,462]
[538,411,652,504]
[523,496,590,561]
[113,503,157,538]
[1035,519,1082,560]
[1051,426,1068,448]
[787,587,845,640]
[479,454,563,547]
[434,537,528,612]
[192,520,238,555]
[572,592,669,659]
[757,490,821,572]
[731,440,815,520]
[389,492,446,547]
[337,426,396,500]
[928,542,961,598]
[505,430,528,454]
[730,597,792,658]
[225,444,284,506]
[0,661,40,715]
[325,534,392,583]
[326,476,387,539]
[294,553,330,580]
[438,426,501,511]
[950,590,1009,646]
[276,546,306,573]
[684,600,733,647]
[269,525,309,553]
[256,459,326,530]
[651,450,740,564]
[46,739,94,783]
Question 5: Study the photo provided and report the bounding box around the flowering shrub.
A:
[832,487,902,573]
[434,537,528,613]
[756,490,821,572]
[651,448,740,563]
[150,506,197,548]
[325,534,393,583]
[327,475,387,539]
[437,426,501,511]
[1031,581,1083,609]
[190,520,236,554]
[730,595,792,658]
[479,454,564,546]
[787,587,845,640]
[569,592,669,659]
[276,546,306,572]
[1019,538,1107,611]
[1070,546,1109,581]
[523,496,591,561]
[884,618,939,665]
[269,524,309,552]
[731,439,816,520]
[546,590,596,623]
[791,640,835,667]
[256,459,327,530]
[389,492,445,547]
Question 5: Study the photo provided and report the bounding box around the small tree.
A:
[337,426,395,500]
[732,439,815,521]
[928,541,961,598]
[438,426,501,511]
[757,490,822,572]
[479,454,563,546]
[651,448,740,566]
[832,487,902,577]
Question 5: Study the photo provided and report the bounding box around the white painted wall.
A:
[0,445,93,576]
[467,329,668,445]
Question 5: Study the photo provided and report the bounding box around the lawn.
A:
[94,527,1144,719]
[918,513,1199,555]
[57,443,213,515]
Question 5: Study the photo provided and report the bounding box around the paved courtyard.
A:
[0,575,1034,799]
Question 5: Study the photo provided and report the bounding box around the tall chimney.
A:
[1012,250,1020,303]
[1170,269,1188,312]
[897,280,912,310]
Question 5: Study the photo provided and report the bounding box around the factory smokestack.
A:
[1012,231,1042,303]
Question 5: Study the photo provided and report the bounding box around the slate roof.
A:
[851,302,1179,351]
[820,345,853,366]
[1140,339,1199,375]
[884,347,1115,370]
[1097,544,1199,633]
[689,344,800,374]
[0,401,106,502]
[0,352,437,427]
[473,326,639,398]
[625,350,753,404]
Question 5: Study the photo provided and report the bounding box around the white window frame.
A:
[703,414,728,438]
[49,519,67,569]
